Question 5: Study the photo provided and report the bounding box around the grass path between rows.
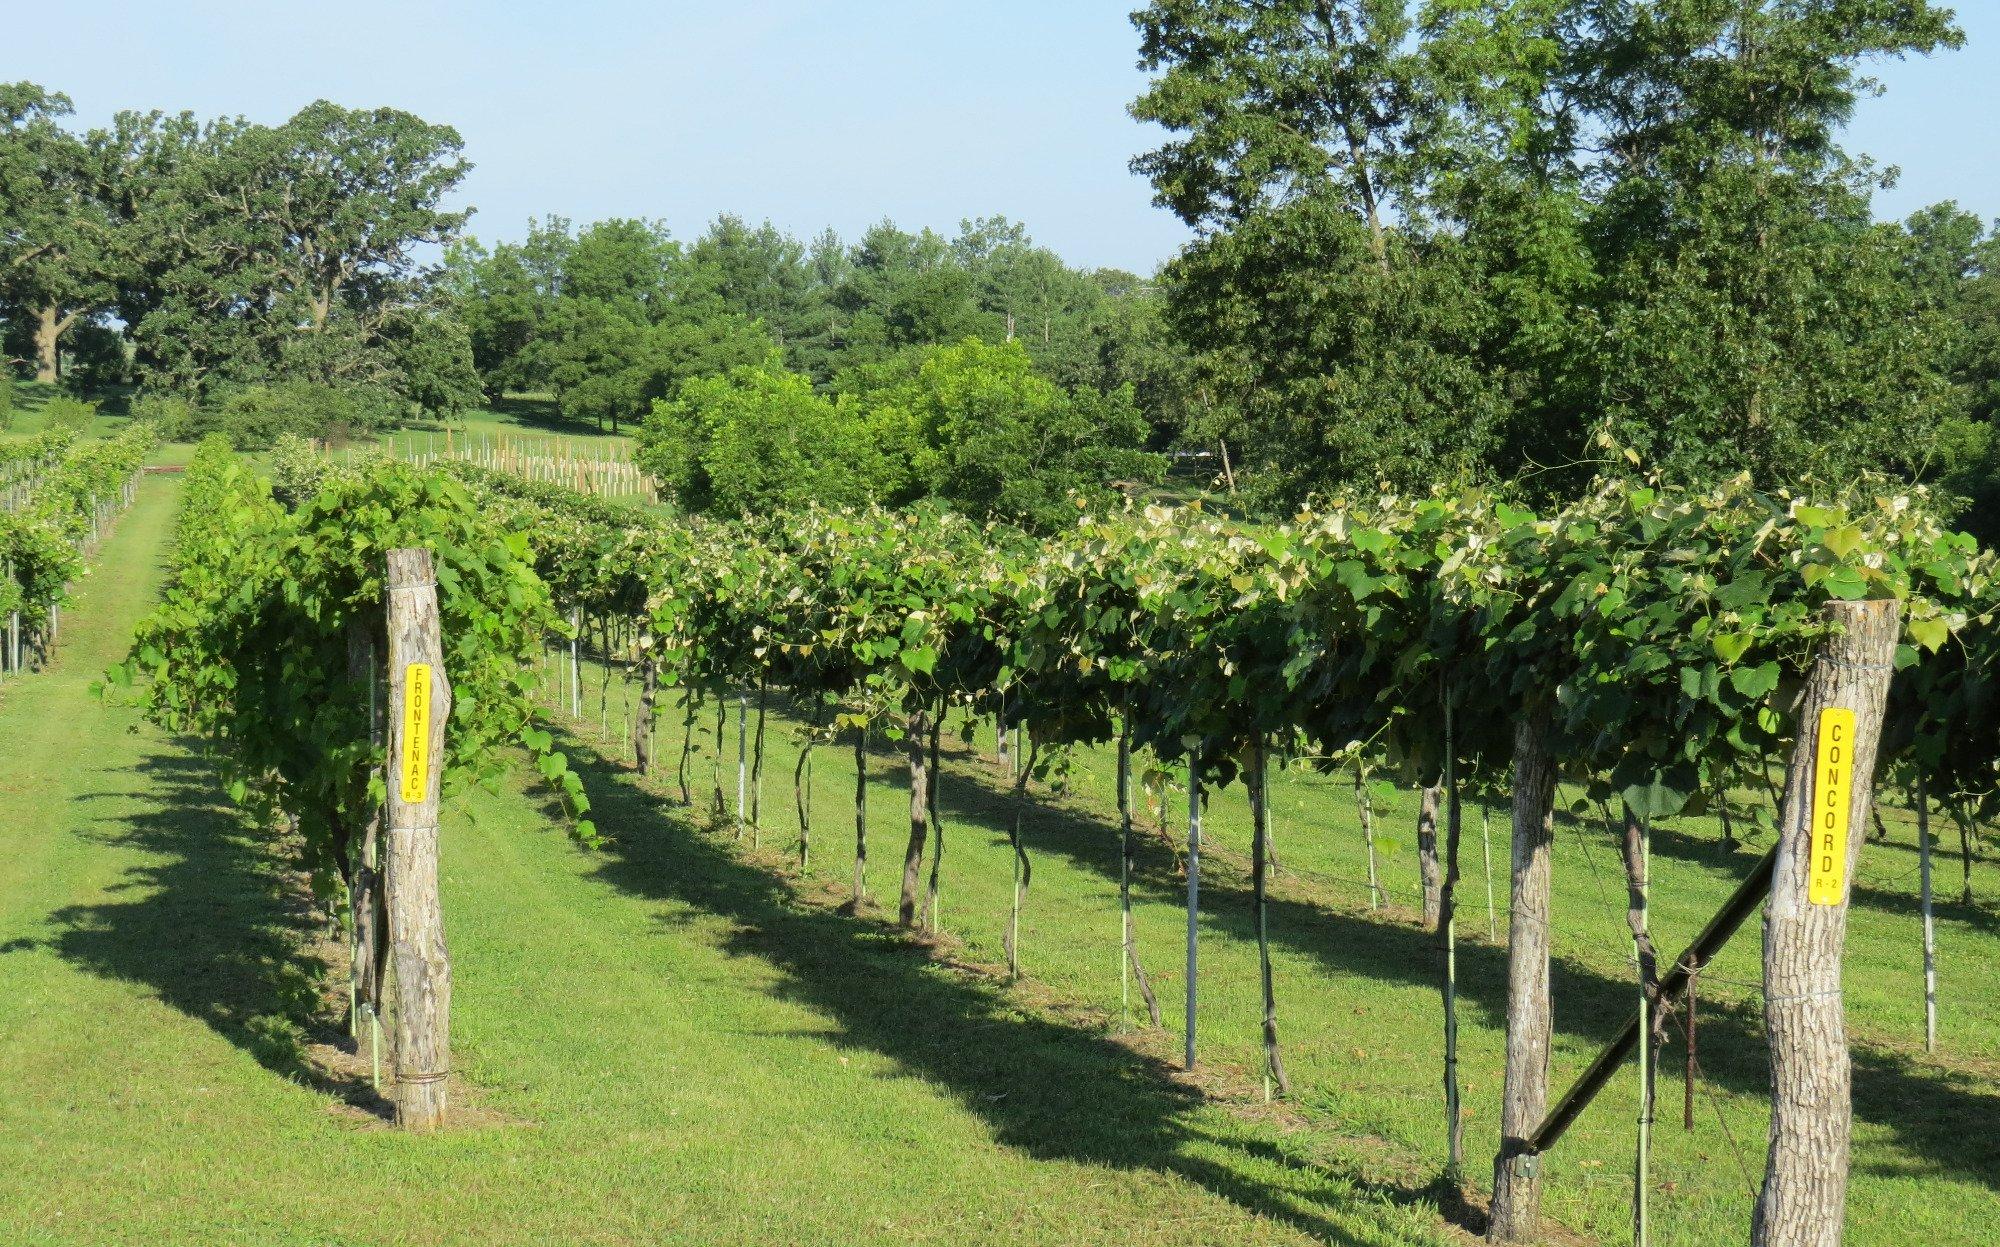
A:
[551,644,2000,1247]
[0,473,1442,1245]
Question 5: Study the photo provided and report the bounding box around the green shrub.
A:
[211,382,402,450]
[43,395,99,434]
[131,391,197,441]
[0,379,13,432]
[268,433,334,509]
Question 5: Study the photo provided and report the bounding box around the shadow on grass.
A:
[897,732,2000,1198]
[4,744,388,1117]
[554,724,1449,1246]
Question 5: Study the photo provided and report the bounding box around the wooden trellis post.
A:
[1754,598,1899,1247]
[1489,706,1557,1242]
[386,548,452,1132]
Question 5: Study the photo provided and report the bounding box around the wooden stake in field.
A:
[385,548,452,1132]
[1753,598,1899,1247]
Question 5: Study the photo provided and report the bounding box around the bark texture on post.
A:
[1489,708,1557,1243]
[1418,782,1443,929]
[385,549,452,1132]
[899,709,930,926]
[1752,599,1900,1247]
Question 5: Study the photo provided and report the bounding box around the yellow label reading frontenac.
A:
[400,663,433,803]
[1807,707,1856,906]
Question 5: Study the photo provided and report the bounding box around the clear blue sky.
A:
[17,2,1998,274]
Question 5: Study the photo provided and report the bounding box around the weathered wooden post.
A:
[1753,599,1899,1247]
[1489,706,1558,1243]
[386,548,452,1132]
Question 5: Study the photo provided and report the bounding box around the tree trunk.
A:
[1489,707,1557,1242]
[711,695,726,819]
[1186,756,1203,1071]
[1357,766,1382,909]
[1440,707,1464,1178]
[1752,599,1899,1247]
[33,305,60,384]
[852,725,868,908]
[1118,719,1162,1027]
[735,689,748,837]
[899,709,929,927]
[384,549,452,1132]
[1917,777,1937,1053]
[1949,800,1976,906]
[634,632,657,776]
[1005,739,1038,978]
[677,688,698,804]
[795,728,816,874]
[751,681,768,835]
[924,715,944,931]
[1248,737,1291,1098]
[1418,782,1443,929]
[1621,802,1659,1246]
[345,624,386,1046]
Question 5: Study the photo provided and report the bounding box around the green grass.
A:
[374,393,639,459]
[4,463,1993,1246]
[0,380,140,441]
[546,654,2000,1247]
[0,476,1438,1245]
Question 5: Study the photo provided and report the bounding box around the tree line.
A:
[1130,0,2000,540]
[10,1,2000,533]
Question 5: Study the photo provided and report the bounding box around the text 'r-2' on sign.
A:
[1808,707,1856,906]
[401,662,433,803]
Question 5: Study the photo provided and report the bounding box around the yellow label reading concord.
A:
[1807,707,1856,906]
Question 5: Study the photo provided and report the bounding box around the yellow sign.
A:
[400,663,433,803]
[1807,707,1856,905]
